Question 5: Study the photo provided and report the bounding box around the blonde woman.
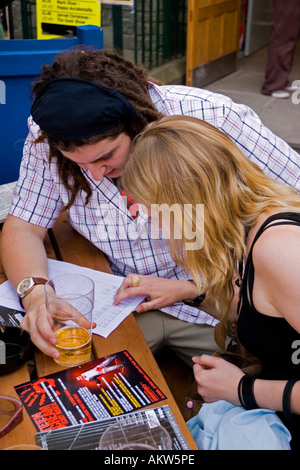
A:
[117,115,300,449]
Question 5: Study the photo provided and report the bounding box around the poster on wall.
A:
[36,0,101,39]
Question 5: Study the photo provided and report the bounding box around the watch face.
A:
[18,277,32,295]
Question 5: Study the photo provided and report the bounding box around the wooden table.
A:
[0,213,197,450]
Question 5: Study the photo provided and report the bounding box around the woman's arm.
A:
[193,354,300,415]
[193,222,300,415]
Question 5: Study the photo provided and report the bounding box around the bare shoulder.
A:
[251,217,300,327]
[252,220,300,274]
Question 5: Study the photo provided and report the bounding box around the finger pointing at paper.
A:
[114,275,198,314]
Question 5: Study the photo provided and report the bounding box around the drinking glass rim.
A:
[45,274,95,298]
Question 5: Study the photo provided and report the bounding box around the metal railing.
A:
[133,0,187,68]
[20,0,36,39]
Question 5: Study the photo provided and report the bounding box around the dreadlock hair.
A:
[32,48,164,209]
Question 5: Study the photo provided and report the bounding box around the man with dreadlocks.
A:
[1,49,299,365]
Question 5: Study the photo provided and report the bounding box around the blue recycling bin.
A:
[0,25,103,184]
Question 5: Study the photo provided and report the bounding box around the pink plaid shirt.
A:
[10,83,300,325]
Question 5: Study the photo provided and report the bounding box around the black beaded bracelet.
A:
[282,378,299,422]
[184,293,206,307]
[183,281,206,308]
[238,374,258,410]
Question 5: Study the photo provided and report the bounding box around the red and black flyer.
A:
[14,350,167,433]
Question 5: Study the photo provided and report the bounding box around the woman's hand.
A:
[113,274,198,313]
[193,354,244,406]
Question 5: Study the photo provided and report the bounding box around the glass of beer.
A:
[45,274,95,367]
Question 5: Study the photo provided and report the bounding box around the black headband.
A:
[31,77,138,141]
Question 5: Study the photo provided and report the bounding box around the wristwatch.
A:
[17,277,48,308]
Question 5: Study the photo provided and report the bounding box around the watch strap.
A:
[18,277,48,308]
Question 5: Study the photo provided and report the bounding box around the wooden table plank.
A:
[48,213,197,449]
[0,215,197,450]
[33,315,197,449]
[0,230,37,449]
[0,364,36,449]
[0,229,60,449]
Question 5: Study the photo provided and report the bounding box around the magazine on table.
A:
[0,305,24,329]
[15,350,167,432]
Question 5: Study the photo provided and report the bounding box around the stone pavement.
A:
[204,45,300,152]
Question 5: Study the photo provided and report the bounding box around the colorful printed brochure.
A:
[15,350,166,433]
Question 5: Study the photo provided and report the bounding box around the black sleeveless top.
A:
[237,212,300,448]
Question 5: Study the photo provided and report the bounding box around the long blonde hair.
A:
[121,116,300,338]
